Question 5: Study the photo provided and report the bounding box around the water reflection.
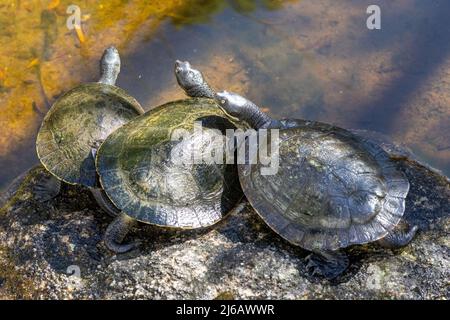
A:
[1,0,450,189]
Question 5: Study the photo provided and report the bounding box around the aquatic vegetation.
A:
[168,0,296,26]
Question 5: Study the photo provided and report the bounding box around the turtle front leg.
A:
[305,250,349,279]
[377,219,418,249]
[104,212,140,253]
[33,174,61,202]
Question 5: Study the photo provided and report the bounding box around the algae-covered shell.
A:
[239,121,409,251]
[36,83,144,187]
[97,98,244,228]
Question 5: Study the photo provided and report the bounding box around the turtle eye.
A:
[220,99,226,105]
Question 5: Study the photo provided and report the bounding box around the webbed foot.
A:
[377,220,418,249]
[305,250,349,280]
[104,212,140,253]
[33,174,61,202]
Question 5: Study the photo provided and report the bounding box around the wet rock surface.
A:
[0,162,449,299]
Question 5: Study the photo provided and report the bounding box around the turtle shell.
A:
[240,123,409,251]
[96,98,244,228]
[36,83,144,187]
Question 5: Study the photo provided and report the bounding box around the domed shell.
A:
[36,83,144,187]
[96,98,244,228]
[239,123,409,251]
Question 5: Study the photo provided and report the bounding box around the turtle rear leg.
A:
[377,219,418,249]
[33,174,61,202]
[305,250,349,279]
[104,212,140,253]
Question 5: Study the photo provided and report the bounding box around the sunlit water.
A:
[1,0,450,190]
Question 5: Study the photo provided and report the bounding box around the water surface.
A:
[1,0,450,189]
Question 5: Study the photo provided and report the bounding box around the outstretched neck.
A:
[98,68,118,86]
[185,82,215,99]
[242,101,278,129]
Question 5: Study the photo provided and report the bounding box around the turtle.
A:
[94,61,245,253]
[35,46,144,215]
[214,91,419,279]
[174,61,418,279]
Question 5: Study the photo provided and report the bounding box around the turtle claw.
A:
[305,251,349,280]
[33,174,61,202]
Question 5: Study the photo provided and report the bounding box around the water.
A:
[1,0,450,189]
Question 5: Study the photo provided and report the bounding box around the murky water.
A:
[1,0,450,189]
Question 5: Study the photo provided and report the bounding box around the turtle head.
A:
[215,91,274,129]
[214,91,247,121]
[174,60,214,98]
[99,46,121,86]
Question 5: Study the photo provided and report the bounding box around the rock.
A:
[0,162,449,299]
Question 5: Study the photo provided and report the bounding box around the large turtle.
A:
[176,62,418,279]
[95,61,244,253]
[215,91,419,279]
[35,47,144,214]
